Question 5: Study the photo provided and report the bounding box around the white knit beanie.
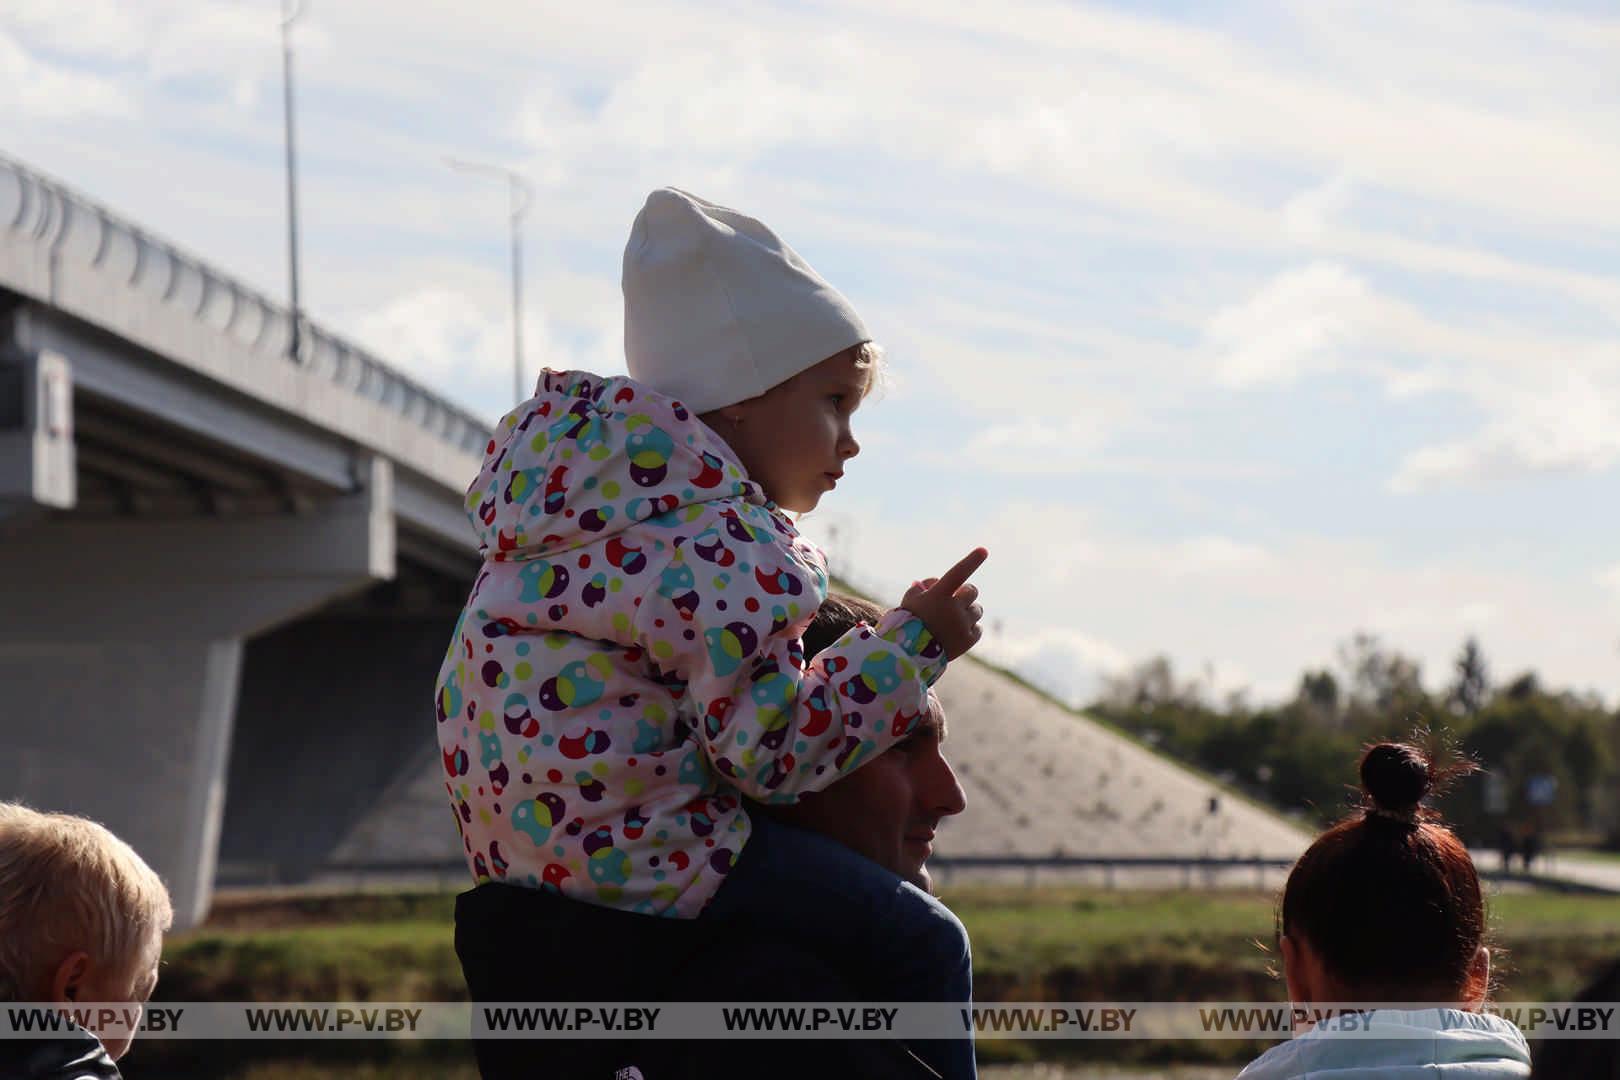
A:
[622,188,871,414]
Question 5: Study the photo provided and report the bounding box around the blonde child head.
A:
[623,188,887,513]
[0,803,172,1058]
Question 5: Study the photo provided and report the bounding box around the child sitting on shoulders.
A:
[1238,739,1530,1079]
[0,803,173,1079]
[438,188,987,1078]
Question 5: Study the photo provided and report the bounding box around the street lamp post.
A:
[281,0,306,362]
[446,159,535,404]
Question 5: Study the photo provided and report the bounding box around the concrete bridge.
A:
[0,151,485,928]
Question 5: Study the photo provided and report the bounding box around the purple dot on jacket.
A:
[716,600,727,611]
[522,773,533,784]
[683,629,695,641]
[655,766,667,777]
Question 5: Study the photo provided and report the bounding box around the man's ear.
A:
[50,951,90,1004]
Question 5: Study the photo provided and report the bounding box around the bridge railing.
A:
[0,151,491,458]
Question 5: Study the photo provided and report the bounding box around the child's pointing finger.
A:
[930,548,988,597]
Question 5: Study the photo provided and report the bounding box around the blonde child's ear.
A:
[50,950,91,1003]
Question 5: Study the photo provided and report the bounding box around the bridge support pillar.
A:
[218,610,460,885]
[0,459,394,928]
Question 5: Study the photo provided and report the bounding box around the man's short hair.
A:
[0,803,173,1000]
[803,593,886,662]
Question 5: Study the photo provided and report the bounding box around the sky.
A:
[5,0,1619,708]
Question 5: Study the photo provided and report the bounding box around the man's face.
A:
[782,692,966,888]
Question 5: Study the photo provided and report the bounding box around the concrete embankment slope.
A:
[927,657,1311,872]
[296,648,1312,891]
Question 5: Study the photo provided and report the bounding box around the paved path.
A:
[1470,849,1620,894]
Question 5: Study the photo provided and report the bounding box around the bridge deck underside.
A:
[70,395,333,519]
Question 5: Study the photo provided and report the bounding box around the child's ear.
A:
[50,950,90,1004]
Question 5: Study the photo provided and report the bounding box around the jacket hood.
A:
[467,370,767,558]
[1237,1009,1531,1079]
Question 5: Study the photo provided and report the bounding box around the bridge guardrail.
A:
[0,151,491,458]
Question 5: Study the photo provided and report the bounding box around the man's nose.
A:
[922,754,967,818]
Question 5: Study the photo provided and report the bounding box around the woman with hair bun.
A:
[1237,739,1532,1079]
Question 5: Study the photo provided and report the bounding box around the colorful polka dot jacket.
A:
[436,370,947,917]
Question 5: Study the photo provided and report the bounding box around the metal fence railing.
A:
[0,150,491,458]
[213,852,1619,895]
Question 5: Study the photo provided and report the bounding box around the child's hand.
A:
[900,548,988,661]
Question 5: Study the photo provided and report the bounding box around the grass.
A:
[953,887,1276,970]
[950,886,1620,1001]
[156,886,1620,1002]
[125,885,1620,1078]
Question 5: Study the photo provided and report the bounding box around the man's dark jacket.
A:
[456,882,942,1080]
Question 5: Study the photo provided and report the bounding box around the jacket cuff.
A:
[874,608,948,686]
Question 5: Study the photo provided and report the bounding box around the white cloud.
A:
[6,0,335,112]
[1206,262,1377,386]
[1283,174,1358,242]
[1594,565,1620,601]
[813,477,1620,708]
[978,625,1134,708]
[1391,367,1620,492]
[1457,602,1500,628]
[145,5,279,109]
[344,286,612,420]
[1195,261,1620,493]
[961,418,1114,472]
[4,0,143,60]
[349,288,509,388]
[0,29,131,120]
[1167,536,1272,576]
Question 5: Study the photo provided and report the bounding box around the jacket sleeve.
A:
[631,536,947,803]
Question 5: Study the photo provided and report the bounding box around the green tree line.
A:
[1088,635,1620,849]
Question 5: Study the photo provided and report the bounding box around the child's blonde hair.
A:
[0,803,173,1001]
[850,340,889,401]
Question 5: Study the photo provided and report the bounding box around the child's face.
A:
[71,934,161,1061]
[719,348,869,512]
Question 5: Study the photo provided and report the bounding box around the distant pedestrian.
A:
[1521,828,1543,874]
